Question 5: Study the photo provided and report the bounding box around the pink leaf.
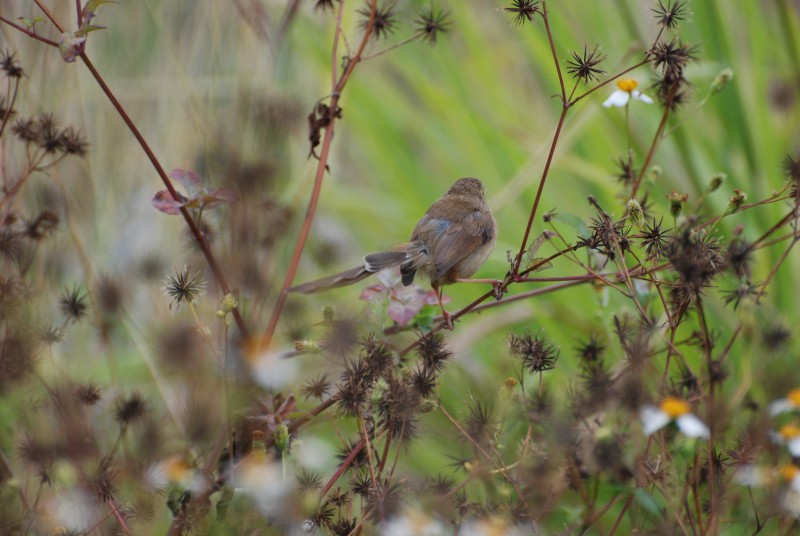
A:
[169,169,203,196]
[359,285,388,301]
[424,290,448,305]
[388,299,424,326]
[152,190,187,215]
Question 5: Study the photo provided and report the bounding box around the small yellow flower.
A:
[603,77,654,108]
[640,396,709,438]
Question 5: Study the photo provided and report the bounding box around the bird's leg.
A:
[454,277,505,300]
[434,285,455,330]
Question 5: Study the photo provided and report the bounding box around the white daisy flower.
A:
[771,423,800,456]
[603,77,653,107]
[770,388,800,416]
[736,464,800,494]
[640,396,710,438]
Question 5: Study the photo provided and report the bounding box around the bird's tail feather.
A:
[290,248,417,294]
[288,266,372,294]
[363,251,408,271]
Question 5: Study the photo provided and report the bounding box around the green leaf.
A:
[554,212,590,239]
[17,16,46,31]
[84,0,117,14]
[632,488,662,515]
[75,24,107,37]
[412,306,438,331]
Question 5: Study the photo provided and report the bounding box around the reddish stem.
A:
[261,0,378,348]
[320,437,366,498]
[0,16,59,47]
[511,107,569,275]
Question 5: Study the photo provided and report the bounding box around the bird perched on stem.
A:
[290,178,499,329]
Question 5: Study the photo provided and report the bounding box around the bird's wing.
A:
[430,210,495,280]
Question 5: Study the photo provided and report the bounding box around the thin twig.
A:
[262,0,379,347]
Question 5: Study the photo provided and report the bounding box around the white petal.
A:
[791,475,800,493]
[603,90,631,108]
[736,465,767,487]
[632,90,653,103]
[788,438,800,457]
[249,349,299,390]
[676,414,710,438]
[50,489,96,532]
[640,406,670,435]
[769,399,794,416]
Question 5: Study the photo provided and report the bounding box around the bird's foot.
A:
[491,281,505,301]
[441,310,455,331]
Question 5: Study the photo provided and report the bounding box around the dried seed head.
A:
[115,392,147,426]
[163,266,205,309]
[566,45,607,84]
[358,1,398,40]
[415,7,451,46]
[510,331,559,374]
[503,0,541,26]
[652,0,688,30]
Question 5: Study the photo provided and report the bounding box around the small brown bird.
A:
[290,178,498,329]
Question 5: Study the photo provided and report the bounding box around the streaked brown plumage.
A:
[290,178,497,328]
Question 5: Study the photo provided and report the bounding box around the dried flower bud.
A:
[58,32,86,63]
[711,68,734,95]
[220,293,238,313]
[419,399,438,413]
[666,191,689,219]
[726,189,747,214]
[625,199,643,227]
[372,377,389,405]
[707,173,725,192]
[252,430,266,461]
[294,339,320,353]
[648,165,663,184]
[274,423,289,453]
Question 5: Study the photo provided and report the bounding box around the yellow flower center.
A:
[659,397,690,418]
[787,389,800,407]
[165,457,190,482]
[616,77,639,93]
[780,464,799,482]
[780,423,800,439]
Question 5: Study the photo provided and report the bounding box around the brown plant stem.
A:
[320,437,367,498]
[261,0,378,348]
[607,494,633,536]
[571,59,650,105]
[0,16,59,47]
[630,104,670,198]
[511,107,569,276]
[0,76,19,138]
[541,2,566,103]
